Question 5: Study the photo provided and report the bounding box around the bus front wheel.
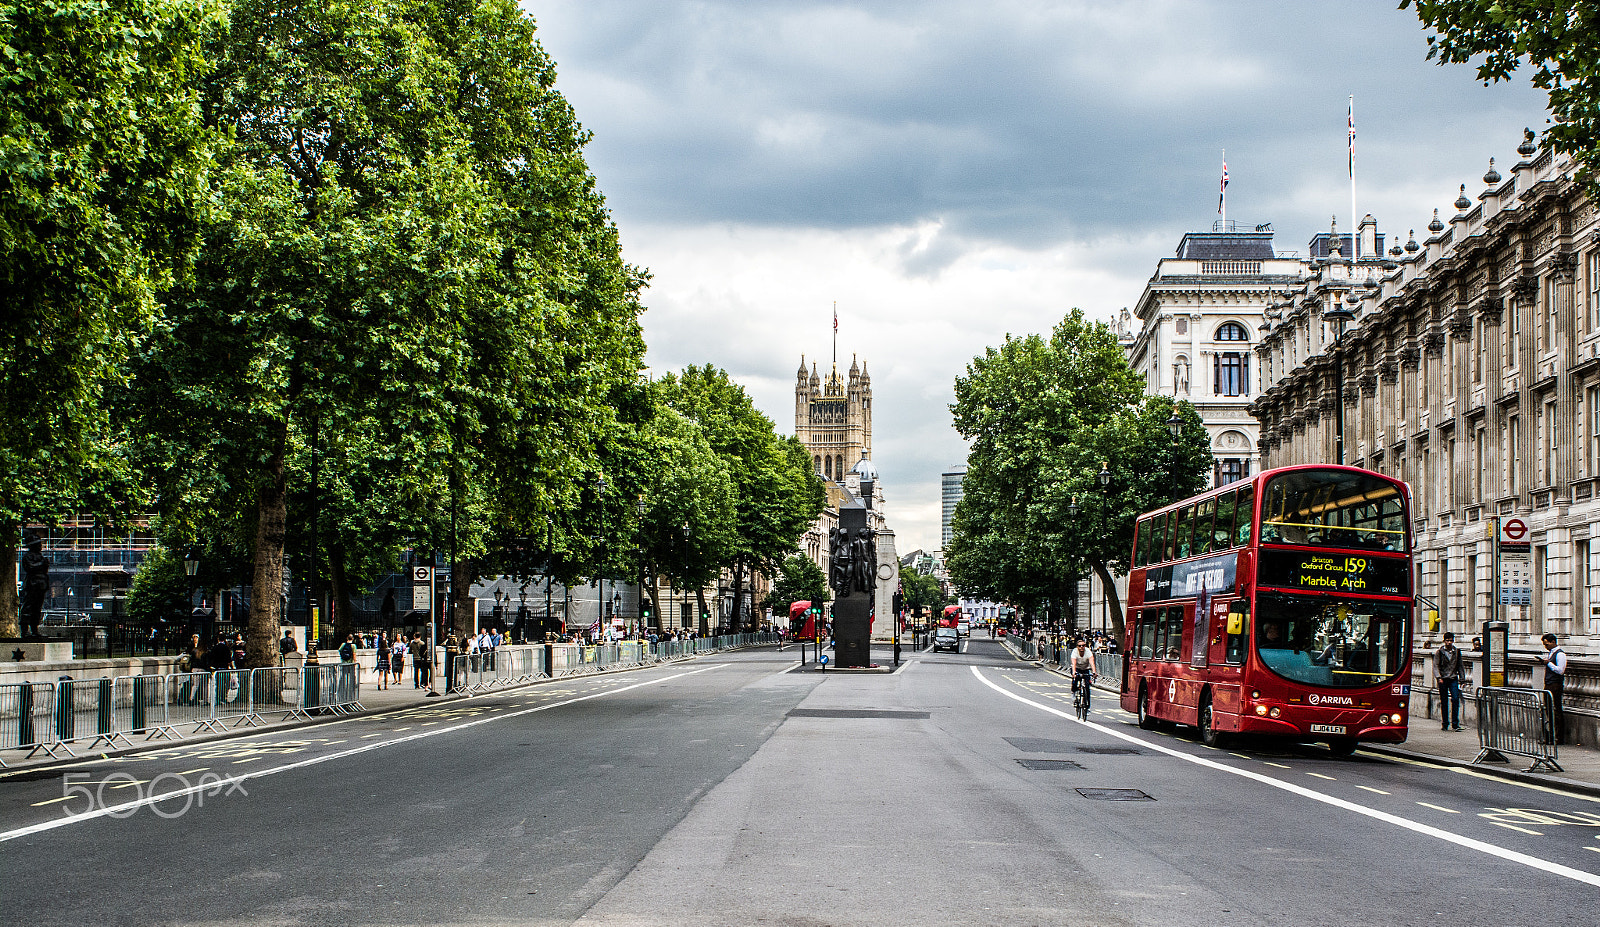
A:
[1327,738,1359,758]
[1199,695,1228,749]
[1137,687,1157,730]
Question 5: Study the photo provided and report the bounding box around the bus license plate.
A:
[1309,724,1347,735]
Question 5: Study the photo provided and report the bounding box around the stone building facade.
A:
[1252,134,1600,650]
[794,355,873,482]
[1121,226,1308,487]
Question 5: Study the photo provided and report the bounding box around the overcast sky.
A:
[529,0,1547,554]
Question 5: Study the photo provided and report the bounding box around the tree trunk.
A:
[1091,559,1125,644]
[246,426,288,668]
[0,520,18,638]
[330,539,355,643]
[451,557,477,636]
[730,565,746,634]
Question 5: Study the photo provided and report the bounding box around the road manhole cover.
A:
[787,709,930,720]
[1004,737,1076,753]
[1076,747,1142,755]
[1076,788,1154,801]
[1015,758,1084,770]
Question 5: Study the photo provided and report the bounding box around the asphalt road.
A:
[2,640,1597,926]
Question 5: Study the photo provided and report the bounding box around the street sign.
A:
[1494,516,1532,607]
[413,566,433,612]
[413,566,433,583]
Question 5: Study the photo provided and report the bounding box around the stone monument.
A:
[829,498,875,668]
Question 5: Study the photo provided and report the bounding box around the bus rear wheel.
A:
[1137,687,1157,730]
[1327,737,1359,758]
[1199,696,1228,749]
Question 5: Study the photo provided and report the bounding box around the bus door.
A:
[1202,598,1248,723]
[1150,605,1187,721]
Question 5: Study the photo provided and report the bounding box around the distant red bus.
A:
[938,605,962,629]
[1120,465,1413,755]
[789,601,819,640]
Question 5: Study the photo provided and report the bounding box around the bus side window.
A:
[1234,483,1255,546]
[1213,490,1236,550]
[1193,498,1215,556]
[1225,602,1249,665]
[1134,517,1150,567]
[1163,607,1186,661]
[1174,505,1194,560]
[1137,609,1157,660]
[1154,512,1171,563]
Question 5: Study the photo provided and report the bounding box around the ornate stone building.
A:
[795,355,872,482]
[1252,133,1600,649]
[1121,226,1309,486]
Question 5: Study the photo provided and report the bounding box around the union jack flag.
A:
[1218,159,1228,214]
[1348,100,1355,177]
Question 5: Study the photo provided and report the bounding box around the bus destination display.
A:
[1258,548,1408,596]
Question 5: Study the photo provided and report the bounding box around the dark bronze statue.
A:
[19,533,49,639]
[829,526,876,599]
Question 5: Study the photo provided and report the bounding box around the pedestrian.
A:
[1539,632,1567,745]
[339,634,356,664]
[1433,632,1464,731]
[1470,636,1482,652]
[374,631,391,690]
[279,629,299,665]
[391,635,407,685]
[409,633,429,688]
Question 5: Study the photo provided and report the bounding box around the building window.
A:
[1543,398,1558,487]
[1474,427,1486,502]
[1445,437,1456,509]
[1507,415,1520,497]
[1214,352,1248,397]
[1474,322,1484,383]
[1589,251,1600,333]
[1216,322,1249,342]
[1219,458,1245,486]
[1544,275,1558,354]
[1175,317,1188,335]
[1589,384,1600,477]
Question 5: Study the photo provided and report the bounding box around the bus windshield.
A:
[1254,592,1408,689]
[1259,469,1407,553]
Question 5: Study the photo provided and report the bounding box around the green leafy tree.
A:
[1404,1,1600,190]
[126,546,191,630]
[658,366,825,632]
[947,310,1211,641]
[764,554,828,617]
[127,0,646,665]
[897,567,946,614]
[0,0,221,634]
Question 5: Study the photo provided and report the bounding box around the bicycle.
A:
[1072,671,1093,721]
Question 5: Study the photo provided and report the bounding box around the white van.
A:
[956,618,971,638]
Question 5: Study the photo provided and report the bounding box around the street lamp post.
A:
[636,494,648,639]
[1166,410,1184,502]
[183,552,199,639]
[1323,294,1357,465]
[595,477,606,644]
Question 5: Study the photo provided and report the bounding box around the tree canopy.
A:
[1405,0,1600,190]
[946,310,1212,640]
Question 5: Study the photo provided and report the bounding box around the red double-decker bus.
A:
[1119,464,1413,755]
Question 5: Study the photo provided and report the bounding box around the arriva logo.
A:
[1307,693,1354,707]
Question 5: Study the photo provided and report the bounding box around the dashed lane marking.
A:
[1358,786,1391,795]
[1492,822,1544,836]
[30,797,73,807]
[1308,773,1336,781]
[1264,762,1291,769]
[971,666,1600,890]
[1417,802,1460,813]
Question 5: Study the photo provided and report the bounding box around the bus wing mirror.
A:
[1226,612,1245,635]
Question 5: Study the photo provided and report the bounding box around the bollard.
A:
[96,677,113,737]
[17,684,36,747]
[132,675,150,731]
[56,676,75,742]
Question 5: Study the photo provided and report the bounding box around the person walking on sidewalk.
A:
[374,631,391,690]
[1540,632,1567,745]
[409,633,429,688]
[1433,632,1464,731]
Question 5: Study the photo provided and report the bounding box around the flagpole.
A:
[1220,149,1226,227]
[1349,95,1357,258]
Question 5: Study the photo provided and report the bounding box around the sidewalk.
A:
[4,669,562,774]
[1026,658,1600,798]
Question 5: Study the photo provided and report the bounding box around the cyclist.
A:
[1068,637,1096,717]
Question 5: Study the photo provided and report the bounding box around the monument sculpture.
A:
[19,532,49,639]
[827,503,875,667]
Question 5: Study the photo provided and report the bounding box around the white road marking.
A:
[1417,802,1460,814]
[971,666,1600,889]
[1492,822,1543,836]
[0,665,725,843]
[1308,773,1337,781]
[1357,786,1390,795]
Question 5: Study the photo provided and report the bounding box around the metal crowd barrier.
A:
[1474,686,1562,773]
[2,634,780,764]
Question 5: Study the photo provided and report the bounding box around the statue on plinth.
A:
[19,533,49,639]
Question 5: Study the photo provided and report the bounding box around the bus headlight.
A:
[1269,707,1280,718]
[1251,691,1260,699]
[1255,705,1268,716]
[1390,713,1403,724]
